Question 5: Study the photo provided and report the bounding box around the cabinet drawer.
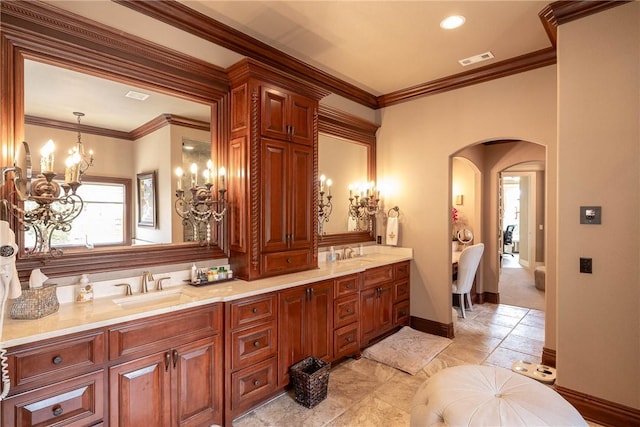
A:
[394,261,410,280]
[334,274,359,297]
[333,324,359,360]
[1,370,104,427]
[333,294,359,329]
[261,250,311,275]
[362,265,394,289]
[228,293,277,329]
[394,300,411,326]
[230,322,277,371]
[109,303,221,360]
[230,357,277,413]
[8,330,104,390]
[393,279,410,303]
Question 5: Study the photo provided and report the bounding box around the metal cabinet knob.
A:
[52,406,63,417]
[253,341,260,347]
[52,355,63,365]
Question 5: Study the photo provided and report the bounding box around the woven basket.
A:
[10,285,59,320]
[290,356,330,408]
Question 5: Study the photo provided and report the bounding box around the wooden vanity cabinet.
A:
[107,304,223,427]
[224,293,278,425]
[227,59,329,281]
[278,280,333,387]
[360,262,411,347]
[1,329,106,427]
[333,274,361,360]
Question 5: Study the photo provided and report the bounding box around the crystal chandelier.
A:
[174,161,227,247]
[348,181,381,232]
[318,174,333,236]
[2,112,95,258]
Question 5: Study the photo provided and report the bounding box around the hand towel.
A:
[0,220,21,299]
[386,216,399,246]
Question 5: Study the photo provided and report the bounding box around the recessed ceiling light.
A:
[125,90,150,101]
[440,15,465,30]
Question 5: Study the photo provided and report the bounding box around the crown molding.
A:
[378,48,557,108]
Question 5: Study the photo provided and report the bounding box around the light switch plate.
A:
[580,206,601,224]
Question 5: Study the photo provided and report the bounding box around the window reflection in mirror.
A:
[318,133,368,235]
[23,59,212,251]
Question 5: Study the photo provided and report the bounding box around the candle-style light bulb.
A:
[320,174,326,192]
[190,163,198,187]
[175,167,184,191]
[326,178,332,196]
[218,166,226,189]
[40,139,55,173]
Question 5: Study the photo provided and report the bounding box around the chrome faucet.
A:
[140,271,154,293]
[343,246,354,259]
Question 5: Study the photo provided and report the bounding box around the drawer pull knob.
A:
[252,307,259,313]
[345,284,351,289]
[253,341,260,347]
[346,308,352,313]
[286,258,292,264]
[253,380,261,386]
[52,355,63,365]
[347,337,353,342]
[52,405,63,417]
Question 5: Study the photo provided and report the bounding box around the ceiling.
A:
[29,1,557,131]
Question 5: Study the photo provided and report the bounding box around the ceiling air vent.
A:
[458,51,494,67]
[125,90,150,101]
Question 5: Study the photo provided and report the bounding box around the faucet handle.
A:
[116,283,132,296]
[156,277,169,291]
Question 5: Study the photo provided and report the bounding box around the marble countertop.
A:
[1,247,412,348]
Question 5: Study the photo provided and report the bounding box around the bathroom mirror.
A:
[317,105,379,247]
[1,3,229,282]
[457,229,474,246]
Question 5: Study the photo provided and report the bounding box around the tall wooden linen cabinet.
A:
[227,59,330,281]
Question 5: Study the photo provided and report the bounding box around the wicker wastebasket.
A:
[290,356,330,408]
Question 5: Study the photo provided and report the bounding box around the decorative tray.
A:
[184,277,235,287]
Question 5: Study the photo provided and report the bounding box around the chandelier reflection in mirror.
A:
[348,181,381,232]
[318,174,333,236]
[1,112,95,258]
[174,161,227,247]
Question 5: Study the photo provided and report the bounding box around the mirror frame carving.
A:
[1,1,230,282]
[317,105,379,247]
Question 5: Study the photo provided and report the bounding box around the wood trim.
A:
[410,315,454,339]
[542,346,556,367]
[482,291,500,305]
[539,1,629,47]
[130,114,210,140]
[318,105,379,145]
[377,48,557,108]
[554,385,640,427]
[114,0,378,109]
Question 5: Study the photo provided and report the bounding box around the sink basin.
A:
[337,256,374,266]
[113,288,195,309]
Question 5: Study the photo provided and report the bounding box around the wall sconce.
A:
[174,161,226,247]
[455,194,464,205]
[348,181,381,232]
[318,174,332,236]
[1,112,95,258]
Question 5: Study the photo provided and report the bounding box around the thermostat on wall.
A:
[580,206,601,224]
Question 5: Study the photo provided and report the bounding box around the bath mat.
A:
[362,326,452,375]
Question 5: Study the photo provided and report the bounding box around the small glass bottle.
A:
[75,274,94,303]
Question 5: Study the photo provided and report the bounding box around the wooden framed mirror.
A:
[317,105,379,247]
[1,1,230,282]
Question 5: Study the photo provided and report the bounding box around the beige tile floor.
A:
[233,302,602,426]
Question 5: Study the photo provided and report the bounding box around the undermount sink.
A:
[337,256,374,265]
[113,288,195,309]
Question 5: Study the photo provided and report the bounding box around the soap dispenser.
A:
[190,263,198,283]
[75,274,94,303]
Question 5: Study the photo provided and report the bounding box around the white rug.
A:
[362,326,452,375]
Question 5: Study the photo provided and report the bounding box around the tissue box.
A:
[10,285,59,320]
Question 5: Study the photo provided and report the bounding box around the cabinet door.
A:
[360,287,378,346]
[261,87,288,140]
[306,281,333,362]
[173,337,222,427]
[261,138,288,253]
[377,284,394,336]
[288,143,313,250]
[109,353,171,427]
[278,286,306,386]
[288,93,315,146]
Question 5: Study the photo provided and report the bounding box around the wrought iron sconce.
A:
[174,162,227,247]
[318,174,333,236]
[1,113,95,258]
[348,181,381,232]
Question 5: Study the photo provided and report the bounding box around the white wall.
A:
[376,66,557,327]
[557,2,640,408]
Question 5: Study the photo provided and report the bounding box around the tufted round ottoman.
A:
[534,266,546,290]
[410,365,587,427]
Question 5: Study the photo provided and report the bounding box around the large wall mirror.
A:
[1,1,229,282]
[317,105,379,247]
